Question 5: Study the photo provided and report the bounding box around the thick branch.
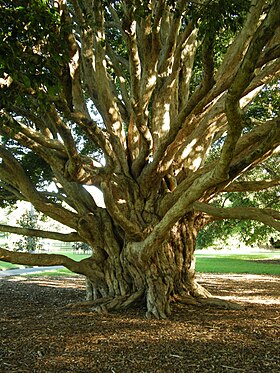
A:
[0,111,67,175]
[193,202,280,231]
[158,0,187,75]
[47,106,79,160]
[223,179,280,193]
[229,118,280,178]
[227,0,280,100]
[0,182,26,201]
[70,112,114,164]
[0,224,80,242]
[0,247,84,274]
[215,0,266,84]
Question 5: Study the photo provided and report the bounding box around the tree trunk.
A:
[83,213,215,319]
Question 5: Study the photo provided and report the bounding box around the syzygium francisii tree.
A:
[0,0,279,318]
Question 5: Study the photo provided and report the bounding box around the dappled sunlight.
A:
[5,275,85,291]
[217,295,280,305]
[23,278,85,290]
[200,273,280,282]
[1,273,279,372]
[198,273,280,305]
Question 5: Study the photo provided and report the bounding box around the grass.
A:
[1,250,279,276]
[196,250,280,275]
[25,268,74,277]
[0,262,27,271]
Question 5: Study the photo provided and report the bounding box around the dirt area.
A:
[0,273,279,373]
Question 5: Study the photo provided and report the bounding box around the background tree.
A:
[0,0,279,318]
[13,208,43,253]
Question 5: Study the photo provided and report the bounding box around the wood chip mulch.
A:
[0,273,279,372]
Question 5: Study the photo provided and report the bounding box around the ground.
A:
[0,271,279,373]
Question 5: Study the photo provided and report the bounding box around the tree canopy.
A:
[0,0,279,317]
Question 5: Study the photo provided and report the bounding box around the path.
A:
[0,266,63,278]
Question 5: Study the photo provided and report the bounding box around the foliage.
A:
[246,80,280,121]
[0,0,68,108]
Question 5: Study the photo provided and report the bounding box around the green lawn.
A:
[196,251,280,275]
[0,262,26,271]
[1,250,279,276]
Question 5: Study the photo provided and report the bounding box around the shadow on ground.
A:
[0,274,279,372]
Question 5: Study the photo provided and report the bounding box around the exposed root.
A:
[175,294,243,310]
[174,294,201,306]
[65,289,144,313]
[198,297,243,310]
[189,281,212,298]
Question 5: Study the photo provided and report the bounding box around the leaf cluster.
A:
[0,0,69,108]
[245,81,280,122]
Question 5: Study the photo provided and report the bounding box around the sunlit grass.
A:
[0,262,26,270]
[196,251,280,275]
[25,268,74,277]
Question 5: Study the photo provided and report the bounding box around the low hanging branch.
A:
[0,246,83,274]
[0,224,81,242]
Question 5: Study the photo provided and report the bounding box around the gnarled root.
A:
[174,294,243,310]
[175,278,243,310]
[198,297,243,310]
[65,288,144,313]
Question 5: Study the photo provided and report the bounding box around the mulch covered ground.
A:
[0,271,279,373]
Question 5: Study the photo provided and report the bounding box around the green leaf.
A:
[22,75,31,88]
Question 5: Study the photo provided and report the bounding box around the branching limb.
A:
[0,110,68,174]
[47,106,79,159]
[70,112,114,165]
[0,182,26,201]
[72,2,128,174]
[0,247,85,275]
[215,1,280,180]
[62,4,90,117]
[91,1,128,161]
[229,117,280,178]
[122,2,154,173]
[182,32,215,115]
[105,42,131,114]
[157,0,187,75]
[1,109,107,187]
[122,2,141,102]
[215,0,267,85]
[101,181,144,241]
[193,202,280,231]
[158,113,279,217]
[0,145,79,229]
[223,179,280,193]
[0,224,80,242]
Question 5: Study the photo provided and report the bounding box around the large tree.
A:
[0,0,279,318]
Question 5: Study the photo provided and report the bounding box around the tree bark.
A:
[83,213,219,319]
